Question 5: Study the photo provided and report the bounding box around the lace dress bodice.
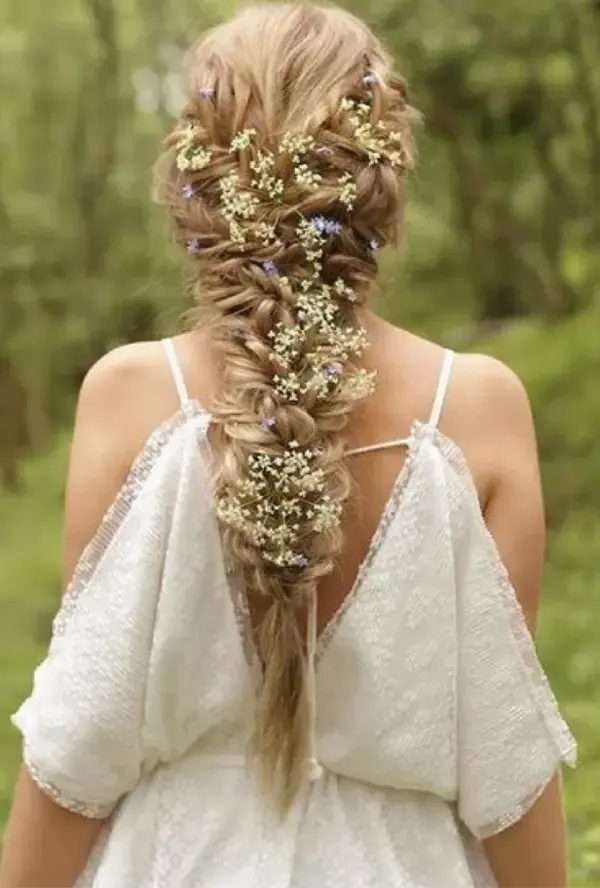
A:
[12,345,576,888]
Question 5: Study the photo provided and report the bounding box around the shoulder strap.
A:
[346,437,412,458]
[161,338,190,407]
[428,349,455,430]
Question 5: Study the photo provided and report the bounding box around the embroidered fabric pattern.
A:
[315,421,424,662]
[53,411,203,640]
[23,749,114,820]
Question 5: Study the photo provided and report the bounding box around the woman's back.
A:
[9,330,575,888]
[106,324,538,640]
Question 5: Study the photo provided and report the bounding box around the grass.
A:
[0,436,68,812]
[0,303,599,884]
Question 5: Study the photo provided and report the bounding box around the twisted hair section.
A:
[154,2,418,812]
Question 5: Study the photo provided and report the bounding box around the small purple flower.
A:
[181,184,195,199]
[292,553,309,568]
[261,416,276,431]
[200,86,215,99]
[311,215,342,237]
[262,260,278,277]
[363,71,380,88]
[323,363,341,379]
[186,238,202,254]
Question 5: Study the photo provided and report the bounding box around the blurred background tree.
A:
[1,0,599,462]
[0,0,599,882]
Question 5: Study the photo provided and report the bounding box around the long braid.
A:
[154,2,417,813]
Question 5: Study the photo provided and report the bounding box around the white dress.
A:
[12,343,576,888]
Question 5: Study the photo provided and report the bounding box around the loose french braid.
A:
[154,1,417,813]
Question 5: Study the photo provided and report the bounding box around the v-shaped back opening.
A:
[158,338,458,681]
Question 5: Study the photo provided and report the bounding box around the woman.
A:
[0,4,576,886]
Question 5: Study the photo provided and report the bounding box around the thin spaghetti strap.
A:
[347,350,455,456]
[428,349,455,430]
[161,338,190,407]
[347,437,412,458]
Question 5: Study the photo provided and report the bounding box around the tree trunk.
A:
[564,1,600,241]
[73,0,121,277]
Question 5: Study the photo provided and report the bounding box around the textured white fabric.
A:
[12,404,576,888]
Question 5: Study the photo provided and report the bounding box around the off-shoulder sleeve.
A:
[11,420,187,819]
[453,472,577,840]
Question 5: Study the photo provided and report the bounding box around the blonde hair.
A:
[155,1,416,812]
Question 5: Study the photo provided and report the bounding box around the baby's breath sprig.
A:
[215,441,336,567]
[338,172,358,212]
[230,128,257,152]
[279,133,315,162]
[269,277,372,404]
[340,98,408,168]
[219,171,259,246]
[176,125,212,172]
[250,150,285,199]
[294,163,323,190]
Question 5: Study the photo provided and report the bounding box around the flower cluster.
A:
[219,171,259,246]
[341,98,409,168]
[269,272,375,405]
[215,442,342,567]
[222,129,327,246]
[176,125,212,172]
[250,150,285,198]
[338,172,358,211]
[174,92,409,566]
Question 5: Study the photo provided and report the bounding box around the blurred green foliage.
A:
[0,0,599,882]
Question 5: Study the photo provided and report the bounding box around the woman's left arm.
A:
[0,770,106,888]
[0,349,151,887]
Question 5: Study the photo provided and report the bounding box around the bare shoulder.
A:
[62,340,182,584]
[451,353,546,628]
[77,340,182,453]
[80,340,174,411]
[450,354,533,435]
[444,352,540,503]
[452,351,527,396]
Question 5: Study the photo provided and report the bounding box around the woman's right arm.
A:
[483,777,567,888]
[474,357,569,887]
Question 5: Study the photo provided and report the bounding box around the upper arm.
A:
[0,343,170,888]
[62,348,145,584]
[476,357,545,634]
[458,355,568,887]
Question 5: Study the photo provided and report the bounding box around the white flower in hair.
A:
[219,171,259,245]
[294,162,323,189]
[250,150,285,198]
[279,132,315,161]
[338,172,358,211]
[175,125,212,171]
[230,128,257,151]
[341,98,407,168]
